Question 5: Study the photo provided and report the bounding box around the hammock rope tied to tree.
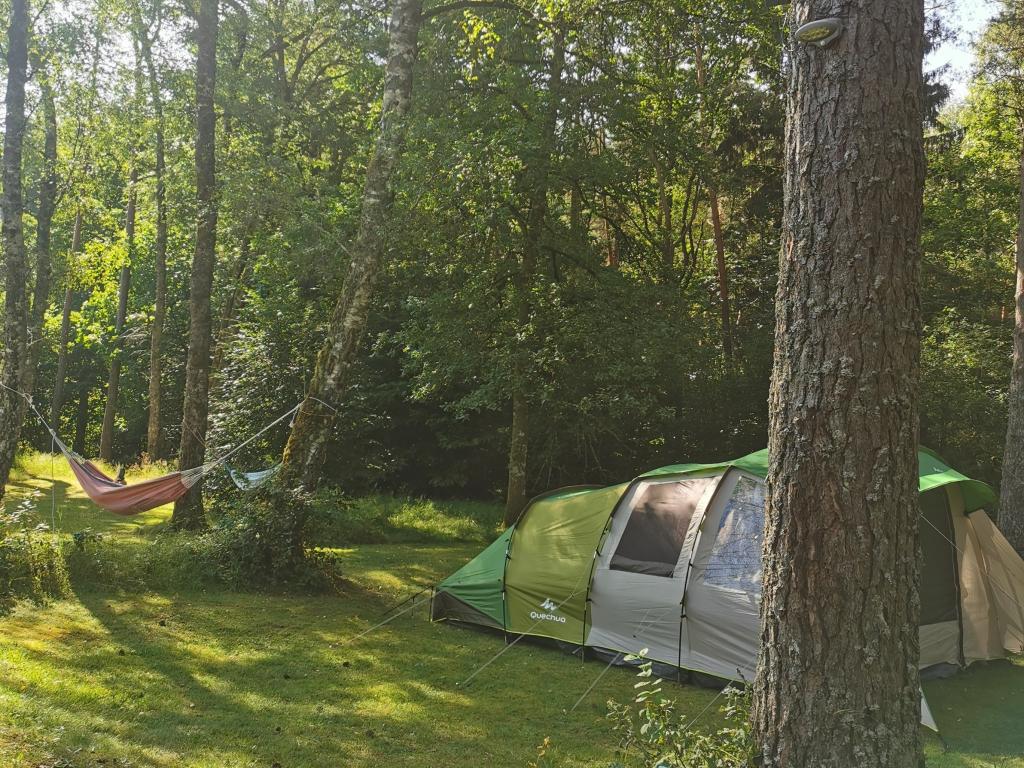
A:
[0,380,299,516]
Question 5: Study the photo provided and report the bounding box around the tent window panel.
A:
[610,478,712,577]
[703,476,766,594]
[920,488,958,626]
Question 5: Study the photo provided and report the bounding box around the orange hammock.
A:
[56,437,204,515]
[0,380,302,516]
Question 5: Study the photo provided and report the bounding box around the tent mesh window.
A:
[610,478,712,577]
[703,476,766,593]
[919,488,959,625]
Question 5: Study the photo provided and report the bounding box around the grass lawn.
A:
[1,453,1023,767]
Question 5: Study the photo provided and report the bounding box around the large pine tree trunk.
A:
[135,3,168,461]
[281,0,423,491]
[999,127,1024,555]
[99,169,136,460]
[751,2,926,766]
[19,62,57,417]
[171,0,218,530]
[502,27,566,526]
[51,209,82,428]
[0,0,30,497]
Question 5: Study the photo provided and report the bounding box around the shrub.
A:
[0,494,70,613]
[65,486,341,594]
[604,654,755,768]
[201,483,340,591]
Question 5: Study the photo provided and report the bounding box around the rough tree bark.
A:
[999,124,1024,555]
[51,209,82,428]
[503,27,566,526]
[750,3,926,767]
[280,0,423,491]
[171,0,218,530]
[0,0,31,498]
[99,167,136,460]
[19,57,58,419]
[133,1,168,460]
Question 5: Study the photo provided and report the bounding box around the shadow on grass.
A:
[3,578,651,768]
[924,658,1024,762]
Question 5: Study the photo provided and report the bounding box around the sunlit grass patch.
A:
[0,549,665,768]
[1,453,1022,767]
[7,451,174,536]
[310,492,504,546]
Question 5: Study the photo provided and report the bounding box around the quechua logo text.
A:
[531,598,566,623]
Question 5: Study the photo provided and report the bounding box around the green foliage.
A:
[0,494,70,614]
[307,492,503,546]
[921,311,1011,487]
[8,0,1021,529]
[201,485,338,592]
[64,483,335,594]
[605,655,755,768]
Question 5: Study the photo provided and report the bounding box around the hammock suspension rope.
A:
[0,380,302,515]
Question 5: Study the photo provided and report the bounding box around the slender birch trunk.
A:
[51,209,82,428]
[281,0,423,491]
[708,188,733,363]
[99,167,136,460]
[694,38,733,364]
[19,59,58,420]
[503,26,566,526]
[133,1,169,460]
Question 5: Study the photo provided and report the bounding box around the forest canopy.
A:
[0,0,1017,505]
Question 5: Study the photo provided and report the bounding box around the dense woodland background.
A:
[6,0,1020,503]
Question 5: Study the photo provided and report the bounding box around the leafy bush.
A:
[604,654,755,768]
[203,484,339,591]
[920,310,1010,487]
[0,494,70,613]
[67,487,341,594]
[66,531,215,592]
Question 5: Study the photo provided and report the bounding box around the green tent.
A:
[432,449,1024,690]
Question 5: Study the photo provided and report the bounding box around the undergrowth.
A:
[70,486,341,593]
[4,450,502,602]
[0,493,70,614]
[604,654,755,768]
[305,489,503,545]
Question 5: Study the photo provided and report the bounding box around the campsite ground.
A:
[1,454,1022,767]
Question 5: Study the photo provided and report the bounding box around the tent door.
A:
[586,474,720,667]
[682,470,766,680]
[919,487,963,668]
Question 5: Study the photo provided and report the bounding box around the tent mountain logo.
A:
[531,597,566,623]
